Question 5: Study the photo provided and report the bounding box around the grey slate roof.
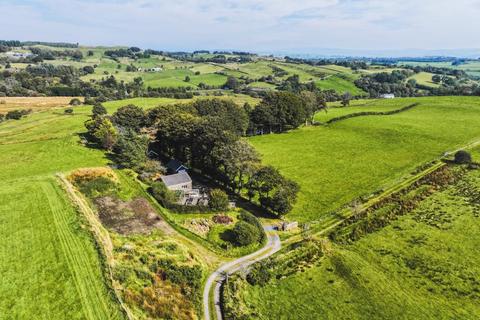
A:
[160,171,192,187]
[166,159,188,173]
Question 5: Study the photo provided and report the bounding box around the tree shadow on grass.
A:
[220,229,236,245]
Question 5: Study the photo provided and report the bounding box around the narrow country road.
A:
[203,227,281,320]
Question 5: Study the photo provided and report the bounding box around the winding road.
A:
[203,227,281,320]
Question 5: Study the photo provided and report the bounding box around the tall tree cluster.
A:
[248,91,325,133]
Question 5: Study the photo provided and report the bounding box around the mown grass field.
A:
[250,96,480,222]
[241,167,480,319]
[0,96,82,113]
[408,71,441,88]
[399,60,480,78]
[102,94,260,111]
[0,105,125,318]
[315,75,365,95]
[314,98,417,123]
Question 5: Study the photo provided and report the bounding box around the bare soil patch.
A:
[95,196,173,235]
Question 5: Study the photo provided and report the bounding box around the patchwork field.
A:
[250,97,480,222]
[3,94,480,319]
[101,93,260,111]
[399,60,480,78]
[239,166,480,319]
[408,72,441,88]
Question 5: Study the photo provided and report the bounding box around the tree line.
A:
[83,95,309,216]
[355,69,480,98]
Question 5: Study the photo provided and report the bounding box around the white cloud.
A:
[0,0,479,53]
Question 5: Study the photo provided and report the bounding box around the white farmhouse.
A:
[160,171,192,192]
[380,93,395,99]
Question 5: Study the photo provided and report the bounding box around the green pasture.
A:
[102,94,260,111]
[408,72,441,88]
[314,98,417,122]
[315,75,365,95]
[241,168,480,319]
[0,106,123,319]
[250,96,480,222]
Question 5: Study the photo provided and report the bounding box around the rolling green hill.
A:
[250,97,480,223]
[240,167,480,319]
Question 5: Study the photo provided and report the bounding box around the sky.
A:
[1,0,480,56]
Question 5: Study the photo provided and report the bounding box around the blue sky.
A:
[1,0,479,55]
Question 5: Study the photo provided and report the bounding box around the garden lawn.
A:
[250,96,480,222]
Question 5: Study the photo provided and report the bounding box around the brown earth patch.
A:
[95,196,174,235]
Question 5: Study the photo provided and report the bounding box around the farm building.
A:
[5,52,32,60]
[166,159,189,174]
[145,67,163,72]
[281,221,298,231]
[160,171,209,206]
[380,93,395,99]
[160,171,192,191]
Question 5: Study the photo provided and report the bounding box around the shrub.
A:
[209,189,229,211]
[64,108,73,114]
[6,110,25,120]
[69,98,82,106]
[454,150,472,164]
[150,182,180,206]
[92,103,107,117]
[238,210,266,241]
[0,114,4,122]
[82,65,95,74]
[232,221,260,246]
[246,262,271,286]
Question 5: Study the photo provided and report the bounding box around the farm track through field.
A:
[42,180,121,319]
[203,229,281,320]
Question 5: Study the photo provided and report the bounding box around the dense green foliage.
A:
[209,189,230,211]
[454,150,472,164]
[232,221,260,246]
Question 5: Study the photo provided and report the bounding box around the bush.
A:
[454,150,472,164]
[246,262,271,286]
[69,98,82,106]
[238,210,266,241]
[150,182,180,206]
[92,103,107,117]
[6,109,31,120]
[209,189,229,211]
[64,108,73,114]
[232,221,260,246]
[82,65,95,74]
